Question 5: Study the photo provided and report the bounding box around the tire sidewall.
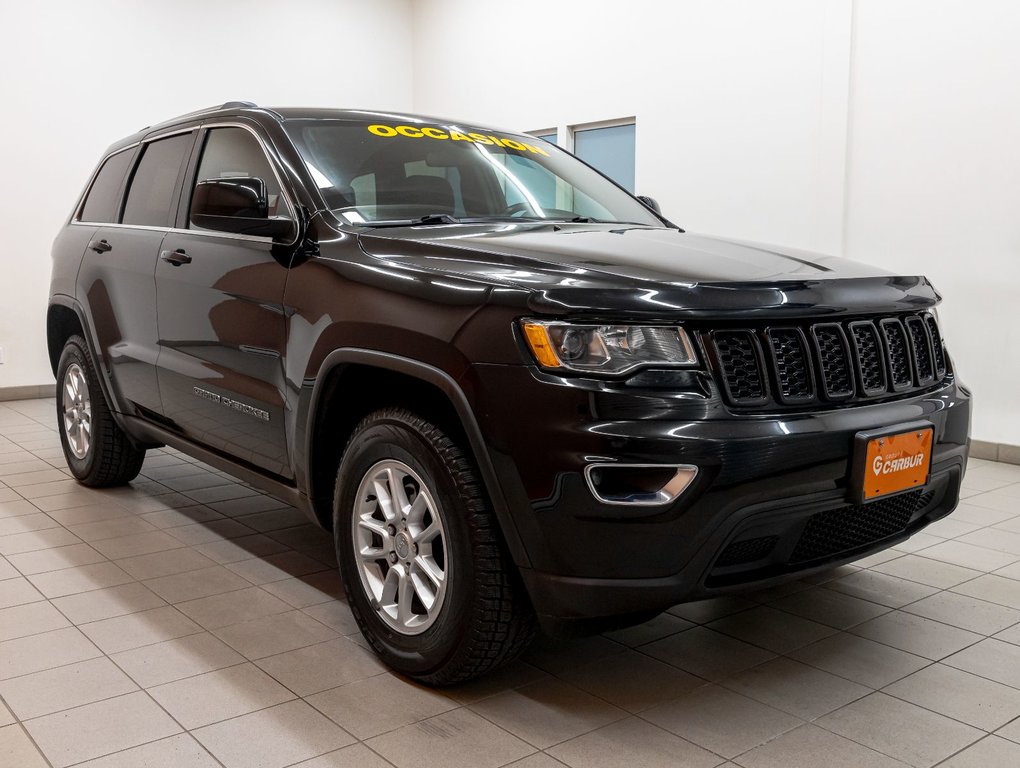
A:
[335,417,476,677]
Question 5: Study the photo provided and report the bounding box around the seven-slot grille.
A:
[709,312,947,408]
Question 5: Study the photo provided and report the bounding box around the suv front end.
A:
[461,286,969,632]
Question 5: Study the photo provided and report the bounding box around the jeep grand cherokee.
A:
[47,102,971,683]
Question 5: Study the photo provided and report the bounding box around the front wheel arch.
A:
[303,350,529,569]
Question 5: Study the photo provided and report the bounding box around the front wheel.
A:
[56,336,145,487]
[334,408,534,685]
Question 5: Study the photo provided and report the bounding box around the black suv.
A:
[48,102,971,683]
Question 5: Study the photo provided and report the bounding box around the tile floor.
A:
[1,397,1020,767]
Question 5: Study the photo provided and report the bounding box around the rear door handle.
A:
[89,239,112,254]
[160,248,192,266]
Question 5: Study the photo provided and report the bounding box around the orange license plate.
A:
[862,428,933,500]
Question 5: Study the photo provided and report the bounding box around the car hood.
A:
[357,223,940,318]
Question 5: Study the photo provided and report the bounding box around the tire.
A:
[334,407,535,685]
[56,335,145,487]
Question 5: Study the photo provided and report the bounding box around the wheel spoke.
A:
[406,493,428,528]
[356,516,390,563]
[413,554,444,589]
[379,563,401,606]
[372,479,397,522]
[413,520,441,545]
[387,466,411,515]
[411,569,438,612]
[358,545,388,561]
[357,516,387,538]
[396,567,414,625]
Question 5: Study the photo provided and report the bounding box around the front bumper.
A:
[466,363,971,629]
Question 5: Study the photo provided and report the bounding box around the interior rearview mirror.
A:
[190,177,295,240]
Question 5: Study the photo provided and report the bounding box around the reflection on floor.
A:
[1,398,1020,767]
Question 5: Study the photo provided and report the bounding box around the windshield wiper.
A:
[360,213,657,228]
[362,213,461,228]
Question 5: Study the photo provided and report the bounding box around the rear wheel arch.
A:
[47,299,147,447]
[47,301,86,377]
[304,350,529,567]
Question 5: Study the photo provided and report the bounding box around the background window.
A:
[79,149,134,223]
[529,130,559,146]
[190,127,290,227]
[573,123,636,192]
[121,133,193,227]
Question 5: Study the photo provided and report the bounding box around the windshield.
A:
[283,118,663,227]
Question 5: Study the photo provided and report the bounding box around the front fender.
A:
[294,348,530,568]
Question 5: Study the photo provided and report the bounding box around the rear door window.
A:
[122,133,194,227]
[79,149,134,223]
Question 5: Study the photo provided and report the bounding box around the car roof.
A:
[103,102,518,155]
[267,106,508,133]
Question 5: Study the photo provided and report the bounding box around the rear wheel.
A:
[334,407,534,685]
[56,336,145,487]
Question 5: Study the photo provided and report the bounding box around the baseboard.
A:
[0,384,54,401]
[971,439,1020,466]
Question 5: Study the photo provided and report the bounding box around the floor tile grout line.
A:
[806,702,986,767]
[0,636,107,684]
[13,680,147,729]
[877,681,1020,735]
[353,738,403,768]
[7,403,1020,766]
[57,690,230,768]
[691,564,1020,660]
[735,585,1015,689]
[629,594,1020,757]
[465,695,641,758]
[41,555,344,768]
[617,583,1020,732]
[5,718,59,768]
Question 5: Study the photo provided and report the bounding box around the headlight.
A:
[522,321,698,374]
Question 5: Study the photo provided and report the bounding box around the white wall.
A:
[0,0,413,389]
[4,0,1017,445]
[844,0,1020,443]
[412,0,853,255]
[412,0,1020,445]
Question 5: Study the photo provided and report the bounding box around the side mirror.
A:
[636,195,662,215]
[191,177,295,240]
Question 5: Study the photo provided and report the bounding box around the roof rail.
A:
[137,101,274,133]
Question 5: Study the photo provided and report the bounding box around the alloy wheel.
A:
[62,363,92,460]
[352,459,449,635]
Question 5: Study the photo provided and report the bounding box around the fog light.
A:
[584,464,698,506]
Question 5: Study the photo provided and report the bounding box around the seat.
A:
[379,174,456,214]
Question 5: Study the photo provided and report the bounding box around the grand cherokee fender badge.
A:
[192,387,270,422]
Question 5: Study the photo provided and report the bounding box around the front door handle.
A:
[89,239,112,254]
[160,248,192,266]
